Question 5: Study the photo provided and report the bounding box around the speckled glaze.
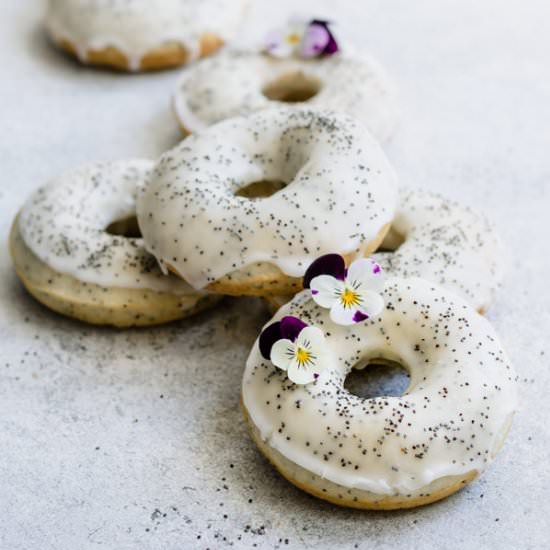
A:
[46,0,248,71]
[375,189,506,312]
[173,49,398,142]
[18,159,200,296]
[243,278,518,499]
[137,108,399,290]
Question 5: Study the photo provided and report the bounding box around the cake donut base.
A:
[53,33,224,72]
[242,399,479,510]
[10,220,219,327]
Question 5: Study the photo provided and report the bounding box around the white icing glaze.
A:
[18,159,200,295]
[174,49,398,142]
[137,108,399,289]
[46,0,248,71]
[374,189,506,312]
[243,278,518,496]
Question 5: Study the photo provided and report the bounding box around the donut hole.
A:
[377,226,405,253]
[235,180,287,200]
[105,216,142,238]
[262,72,322,103]
[344,359,410,399]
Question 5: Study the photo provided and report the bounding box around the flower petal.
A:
[290,326,330,384]
[287,359,318,385]
[280,316,308,342]
[311,20,339,55]
[303,253,346,288]
[295,326,327,352]
[323,35,339,55]
[300,23,330,58]
[329,301,359,326]
[270,339,295,371]
[259,321,282,360]
[264,29,294,58]
[346,258,386,293]
[323,33,339,54]
[357,289,385,318]
[309,274,344,308]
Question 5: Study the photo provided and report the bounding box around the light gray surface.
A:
[1,1,549,549]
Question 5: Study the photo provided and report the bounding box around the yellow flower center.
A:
[286,32,301,45]
[340,287,361,309]
[295,347,311,366]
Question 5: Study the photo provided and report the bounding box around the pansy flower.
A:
[303,254,386,326]
[259,316,329,385]
[264,18,339,59]
[300,20,339,58]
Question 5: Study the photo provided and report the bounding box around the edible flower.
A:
[264,18,339,59]
[303,254,386,326]
[259,316,329,385]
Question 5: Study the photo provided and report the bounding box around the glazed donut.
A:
[46,0,248,71]
[173,49,398,142]
[10,160,219,327]
[374,189,505,313]
[265,188,505,314]
[137,108,398,297]
[242,278,518,510]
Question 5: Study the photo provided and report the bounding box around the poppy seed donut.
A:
[173,49,398,142]
[264,188,506,314]
[374,189,506,313]
[11,160,219,327]
[46,0,248,72]
[137,108,398,297]
[243,278,518,510]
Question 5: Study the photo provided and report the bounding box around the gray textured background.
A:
[1,1,549,549]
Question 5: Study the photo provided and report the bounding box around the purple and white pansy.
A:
[264,18,339,59]
[259,316,330,385]
[303,254,386,326]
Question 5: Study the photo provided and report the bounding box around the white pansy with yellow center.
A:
[310,258,386,326]
[270,326,330,385]
[263,17,308,58]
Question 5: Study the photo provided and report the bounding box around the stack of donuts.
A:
[11,1,517,510]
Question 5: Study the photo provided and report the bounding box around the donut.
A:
[137,108,398,297]
[173,49,398,142]
[264,188,505,314]
[10,160,219,327]
[374,189,505,313]
[46,0,248,72]
[242,277,518,510]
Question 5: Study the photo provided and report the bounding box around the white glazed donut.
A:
[11,160,218,327]
[46,0,248,71]
[173,49,398,142]
[265,188,506,314]
[376,189,506,313]
[137,108,398,296]
[242,278,518,510]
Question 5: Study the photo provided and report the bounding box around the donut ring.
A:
[243,278,518,510]
[46,0,248,72]
[137,108,398,297]
[265,188,506,314]
[11,160,219,327]
[174,49,398,142]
